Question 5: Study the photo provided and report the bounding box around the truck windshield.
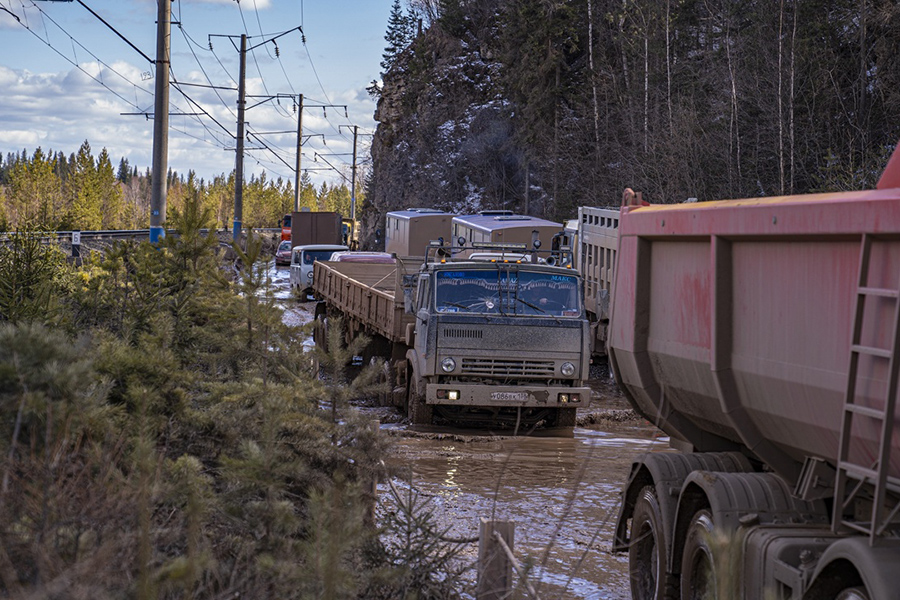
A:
[434,269,581,317]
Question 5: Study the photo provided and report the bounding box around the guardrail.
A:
[0,228,280,243]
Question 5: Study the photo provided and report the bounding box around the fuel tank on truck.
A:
[607,152,900,487]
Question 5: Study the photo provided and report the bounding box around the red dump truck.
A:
[610,149,900,599]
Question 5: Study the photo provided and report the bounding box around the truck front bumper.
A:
[425,383,589,407]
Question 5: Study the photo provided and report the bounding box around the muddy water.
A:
[382,423,669,599]
[271,263,669,598]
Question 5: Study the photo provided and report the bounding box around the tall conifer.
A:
[381,0,414,74]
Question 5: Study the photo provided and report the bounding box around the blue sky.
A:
[0,0,394,186]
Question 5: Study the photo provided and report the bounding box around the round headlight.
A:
[560,362,576,377]
[440,357,456,373]
[307,271,313,279]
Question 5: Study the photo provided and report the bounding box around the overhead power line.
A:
[73,0,152,64]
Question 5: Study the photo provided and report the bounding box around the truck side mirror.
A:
[402,274,418,314]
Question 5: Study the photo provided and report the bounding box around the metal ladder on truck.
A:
[834,233,900,542]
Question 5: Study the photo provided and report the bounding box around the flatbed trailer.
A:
[312,258,415,345]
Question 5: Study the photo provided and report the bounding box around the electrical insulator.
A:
[274,44,280,57]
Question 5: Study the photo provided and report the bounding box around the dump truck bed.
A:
[608,187,900,485]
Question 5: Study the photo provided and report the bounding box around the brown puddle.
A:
[381,422,670,598]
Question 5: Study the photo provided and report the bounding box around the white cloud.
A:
[0,55,375,185]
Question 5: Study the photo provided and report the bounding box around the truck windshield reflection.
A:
[434,270,581,317]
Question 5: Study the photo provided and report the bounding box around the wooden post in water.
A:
[476,519,514,600]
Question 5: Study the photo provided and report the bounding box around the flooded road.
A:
[381,422,668,599]
[270,261,666,599]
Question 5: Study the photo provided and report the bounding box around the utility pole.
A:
[233,33,247,246]
[210,27,301,245]
[293,94,303,212]
[350,125,358,221]
[339,124,371,221]
[149,0,171,243]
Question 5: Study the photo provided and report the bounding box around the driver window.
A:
[416,275,430,310]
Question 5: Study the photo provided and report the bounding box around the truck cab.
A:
[289,244,348,294]
[404,244,591,428]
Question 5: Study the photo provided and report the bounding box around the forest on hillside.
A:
[363,0,900,242]
[0,141,362,232]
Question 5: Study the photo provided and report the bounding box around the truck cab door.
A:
[413,274,431,374]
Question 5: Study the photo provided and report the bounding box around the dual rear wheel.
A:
[629,486,667,600]
[629,487,872,600]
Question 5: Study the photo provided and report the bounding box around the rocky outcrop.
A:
[362,26,524,250]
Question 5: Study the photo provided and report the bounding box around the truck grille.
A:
[443,328,484,340]
[461,358,555,377]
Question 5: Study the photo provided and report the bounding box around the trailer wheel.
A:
[679,509,716,600]
[630,486,667,600]
[835,587,870,600]
[408,372,432,426]
[312,303,328,351]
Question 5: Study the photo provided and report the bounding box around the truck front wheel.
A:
[679,509,716,600]
[407,372,433,426]
[630,486,668,600]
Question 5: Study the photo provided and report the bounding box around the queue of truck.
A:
[280,141,900,598]
[312,212,591,430]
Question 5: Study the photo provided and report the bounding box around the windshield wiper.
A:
[515,297,545,313]
[440,301,469,310]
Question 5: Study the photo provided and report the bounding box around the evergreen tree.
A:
[298,172,318,210]
[381,0,414,74]
[6,147,65,229]
[97,148,124,229]
[67,141,102,230]
[117,157,131,183]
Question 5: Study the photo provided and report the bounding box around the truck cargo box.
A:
[385,209,454,257]
[290,211,342,246]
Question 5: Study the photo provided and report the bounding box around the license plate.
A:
[491,391,529,402]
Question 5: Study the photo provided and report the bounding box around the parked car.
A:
[275,240,292,266]
[289,244,349,294]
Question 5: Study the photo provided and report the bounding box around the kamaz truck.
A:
[312,241,591,429]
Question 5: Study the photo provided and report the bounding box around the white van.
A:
[289,244,349,294]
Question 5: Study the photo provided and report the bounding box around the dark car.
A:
[275,240,292,266]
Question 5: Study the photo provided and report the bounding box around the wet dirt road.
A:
[271,263,667,599]
[381,420,668,599]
